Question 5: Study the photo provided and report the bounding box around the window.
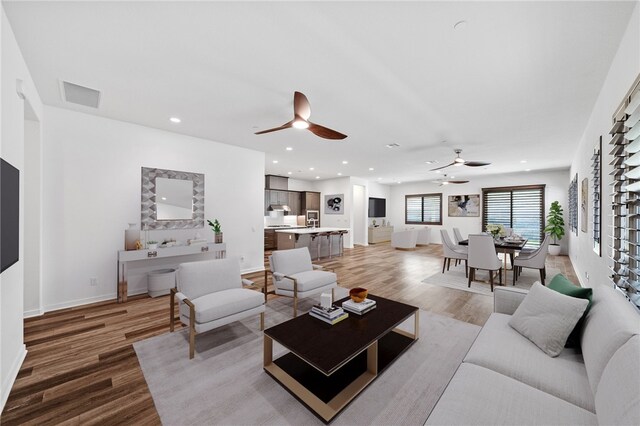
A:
[482,185,545,247]
[405,193,442,225]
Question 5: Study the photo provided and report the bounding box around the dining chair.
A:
[468,234,503,292]
[453,228,465,245]
[440,229,468,277]
[513,234,551,285]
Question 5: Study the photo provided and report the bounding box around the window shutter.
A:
[423,195,441,224]
[406,196,423,223]
[482,185,545,247]
[405,193,442,225]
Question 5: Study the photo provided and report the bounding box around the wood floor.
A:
[1,243,579,425]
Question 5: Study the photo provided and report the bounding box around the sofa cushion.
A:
[547,273,593,347]
[509,282,589,357]
[464,313,595,412]
[277,270,337,293]
[425,363,597,425]
[594,335,640,425]
[581,284,640,394]
[180,288,264,323]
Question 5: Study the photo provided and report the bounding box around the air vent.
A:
[61,81,101,108]
[385,143,400,148]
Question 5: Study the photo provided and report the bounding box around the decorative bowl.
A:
[349,287,368,303]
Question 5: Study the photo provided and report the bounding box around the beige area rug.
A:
[134,295,480,425]
[422,262,561,296]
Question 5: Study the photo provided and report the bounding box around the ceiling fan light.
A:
[442,181,449,185]
[453,162,463,166]
[292,119,309,129]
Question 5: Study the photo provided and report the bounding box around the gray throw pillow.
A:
[509,282,589,357]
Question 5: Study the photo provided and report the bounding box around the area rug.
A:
[134,296,480,425]
[422,264,561,296]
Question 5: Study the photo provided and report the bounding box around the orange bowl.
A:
[349,287,368,303]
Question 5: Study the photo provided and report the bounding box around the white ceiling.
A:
[4,1,636,184]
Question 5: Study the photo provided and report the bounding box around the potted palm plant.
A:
[207,219,223,243]
[544,201,565,255]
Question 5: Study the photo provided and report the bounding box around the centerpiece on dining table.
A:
[486,224,506,241]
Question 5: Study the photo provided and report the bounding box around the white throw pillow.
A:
[509,282,589,357]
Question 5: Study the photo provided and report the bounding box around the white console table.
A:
[117,242,226,302]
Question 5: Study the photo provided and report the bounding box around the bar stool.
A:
[317,231,331,260]
[309,232,321,260]
[337,230,347,256]
[328,231,340,259]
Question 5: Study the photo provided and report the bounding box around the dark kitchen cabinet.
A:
[302,191,321,212]
[288,192,301,216]
[264,229,277,250]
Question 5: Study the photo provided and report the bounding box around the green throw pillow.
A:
[547,273,593,348]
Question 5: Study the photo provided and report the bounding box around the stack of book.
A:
[342,298,377,315]
[309,304,349,325]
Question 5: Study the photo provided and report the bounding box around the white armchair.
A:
[170,257,265,359]
[265,247,338,317]
[468,234,502,292]
[391,229,419,249]
[513,234,551,285]
[416,228,431,246]
[440,229,468,277]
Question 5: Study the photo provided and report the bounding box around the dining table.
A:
[458,237,529,282]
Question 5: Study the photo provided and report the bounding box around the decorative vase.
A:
[124,223,139,251]
[215,232,223,244]
[549,244,561,256]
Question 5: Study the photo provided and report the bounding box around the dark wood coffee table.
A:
[263,294,419,423]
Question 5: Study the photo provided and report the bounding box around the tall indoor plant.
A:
[544,201,565,255]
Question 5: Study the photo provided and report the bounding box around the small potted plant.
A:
[147,240,158,250]
[544,201,565,255]
[207,219,223,243]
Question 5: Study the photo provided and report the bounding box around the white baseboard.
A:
[241,266,265,274]
[23,308,44,318]
[43,292,119,313]
[1,345,27,412]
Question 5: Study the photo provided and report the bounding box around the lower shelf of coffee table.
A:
[265,330,415,423]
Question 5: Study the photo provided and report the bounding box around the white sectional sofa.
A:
[426,284,640,425]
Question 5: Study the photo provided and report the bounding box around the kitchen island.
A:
[275,227,349,258]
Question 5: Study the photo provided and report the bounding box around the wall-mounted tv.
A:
[1,158,20,273]
[368,197,386,218]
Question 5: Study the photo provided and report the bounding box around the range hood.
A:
[269,204,291,212]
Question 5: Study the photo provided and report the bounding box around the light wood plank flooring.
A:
[1,243,578,425]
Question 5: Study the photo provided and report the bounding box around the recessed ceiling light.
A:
[337,172,342,176]
[453,20,467,30]
[435,170,441,174]
[161,197,167,200]
[385,143,400,148]
[342,160,349,164]
[525,169,531,172]
[286,147,293,151]
[315,176,320,179]
[451,176,455,179]
[287,171,292,175]
[169,117,181,123]
[309,167,314,171]
[272,160,278,164]
[369,167,374,171]
[520,160,527,164]
[377,177,382,180]
[396,181,402,184]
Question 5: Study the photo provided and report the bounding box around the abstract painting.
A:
[448,194,480,217]
[325,194,344,215]
[581,178,588,233]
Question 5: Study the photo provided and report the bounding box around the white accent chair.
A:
[266,247,338,317]
[513,234,551,285]
[391,229,419,249]
[170,257,265,359]
[416,228,431,246]
[440,229,468,277]
[468,234,503,292]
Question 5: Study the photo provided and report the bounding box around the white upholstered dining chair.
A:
[468,234,503,292]
[170,257,265,359]
[266,247,338,317]
[513,234,551,285]
[452,228,465,245]
[440,229,468,277]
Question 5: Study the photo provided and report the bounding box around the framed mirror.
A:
[141,167,205,230]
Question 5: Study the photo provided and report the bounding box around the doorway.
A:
[353,184,367,246]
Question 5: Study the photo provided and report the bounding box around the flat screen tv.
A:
[1,158,20,273]
[368,197,386,218]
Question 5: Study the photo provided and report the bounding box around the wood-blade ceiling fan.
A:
[434,174,469,186]
[430,149,490,171]
[254,91,347,140]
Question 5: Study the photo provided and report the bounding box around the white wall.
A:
[569,4,640,288]
[41,107,265,311]
[388,169,570,253]
[352,184,366,245]
[0,7,44,411]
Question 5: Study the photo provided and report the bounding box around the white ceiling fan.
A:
[430,148,491,171]
[433,174,469,186]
